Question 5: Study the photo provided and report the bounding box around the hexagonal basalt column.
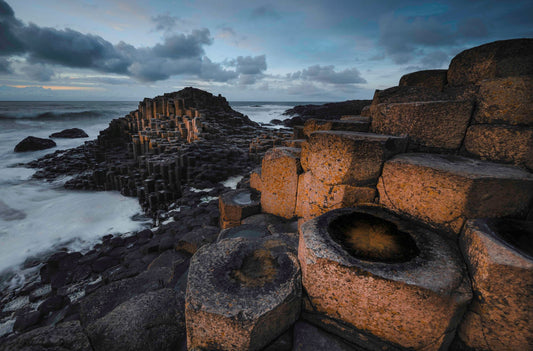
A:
[378,153,533,235]
[302,119,369,138]
[457,219,533,351]
[302,131,407,186]
[261,147,302,219]
[186,237,301,351]
[219,189,261,229]
[299,206,472,350]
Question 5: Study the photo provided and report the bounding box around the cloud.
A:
[233,55,267,75]
[23,63,55,81]
[457,18,488,38]
[200,57,238,82]
[0,58,11,73]
[151,29,212,59]
[288,65,367,85]
[151,14,180,32]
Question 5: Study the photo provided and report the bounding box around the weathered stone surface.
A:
[293,321,362,351]
[370,86,449,106]
[14,136,56,152]
[261,147,302,219]
[457,219,533,351]
[249,167,262,192]
[219,189,261,229]
[371,100,474,151]
[217,223,271,241]
[378,154,533,234]
[86,288,185,351]
[186,237,301,351]
[0,320,92,351]
[303,131,407,186]
[296,171,376,221]
[175,226,219,254]
[464,124,533,170]
[303,119,370,137]
[448,39,533,86]
[283,139,305,148]
[474,76,533,126]
[399,69,448,91]
[299,206,472,350]
[49,128,89,138]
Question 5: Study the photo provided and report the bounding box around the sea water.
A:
[0,100,321,290]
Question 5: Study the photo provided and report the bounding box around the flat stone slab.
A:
[457,218,533,351]
[219,189,261,229]
[303,131,407,186]
[399,69,448,91]
[303,119,370,137]
[371,100,474,151]
[378,153,533,234]
[298,206,472,350]
[186,237,301,350]
[261,147,302,219]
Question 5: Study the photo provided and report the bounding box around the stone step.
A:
[303,118,370,137]
[377,153,533,235]
[218,189,261,229]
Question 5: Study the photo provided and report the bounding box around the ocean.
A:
[0,100,321,290]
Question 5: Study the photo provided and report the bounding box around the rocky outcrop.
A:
[49,128,89,138]
[282,100,372,126]
[14,136,56,152]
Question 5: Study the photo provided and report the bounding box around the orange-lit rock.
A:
[219,189,261,229]
[303,131,407,186]
[464,124,533,170]
[371,100,474,151]
[283,139,305,148]
[457,219,533,351]
[302,119,369,138]
[378,153,533,234]
[261,147,302,219]
[299,206,472,350]
[186,237,301,351]
[474,76,533,125]
[249,167,262,192]
[399,69,448,91]
[295,171,376,221]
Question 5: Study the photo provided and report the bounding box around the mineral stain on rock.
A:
[328,213,419,263]
[231,249,279,287]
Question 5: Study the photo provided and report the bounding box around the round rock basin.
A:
[298,206,472,350]
[457,218,533,350]
[219,189,261,229]
[186,237,301,351]
[217,223,271,242]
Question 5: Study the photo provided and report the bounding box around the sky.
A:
[0,0,531,101]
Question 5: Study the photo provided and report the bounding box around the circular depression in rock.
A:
[230,249,279,287]
[233,191,252,205]
[492,219,533,258]
[328,213,420,263]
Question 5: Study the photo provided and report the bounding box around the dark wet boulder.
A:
[14,136,56,152]
[49,128,89,138]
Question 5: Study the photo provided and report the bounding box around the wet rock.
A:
[49,128,89,138]
[14,136,56,152]
[13,311,41,332]
[37,295,70,316]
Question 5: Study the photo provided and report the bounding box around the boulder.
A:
[371,100,474,151]
[302,131,407,186]
[49,128,89,138]
[14,136,56,152]
[448,38,533,86]
[464,124,533,170]
[399,69,448,91]
[378,153,533,234]
[457,218,533,351]
[86,288,185,351]
[299,206,472,350]
[185,237,301,351]
[261,147,302,219]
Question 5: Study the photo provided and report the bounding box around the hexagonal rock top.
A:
[302,131,407,186]
[219,188,261,229]
[302,119,369,138]
[378,153,533,235]
[457,218,533,351]
[185,237,301,351]
[298,206,472,350]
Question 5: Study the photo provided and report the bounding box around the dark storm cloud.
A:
[0,57,11,73]
[0,0,258,84]
[289,65,367,85]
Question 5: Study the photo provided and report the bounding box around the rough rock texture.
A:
[464,124,533,170]
[302,119,370,138]
[185,237,301,351]
[219,189,261,229]
[260,147,302,219]
[303,131,407,186]
[371,100,474,151]
[86,288,185,351]
[299,206,472,351]
[457,219,533,351]
[282,100,372,124]
[14,136,56,152]
[217,223,271,242]
[447,39,533,86]
[249,167,262,192]
[378,153,533,234]
[474,76,533,125]
[398,69,448,91]
[296,171,376,221]
[293,321,363,351]
[49,128,89,138]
